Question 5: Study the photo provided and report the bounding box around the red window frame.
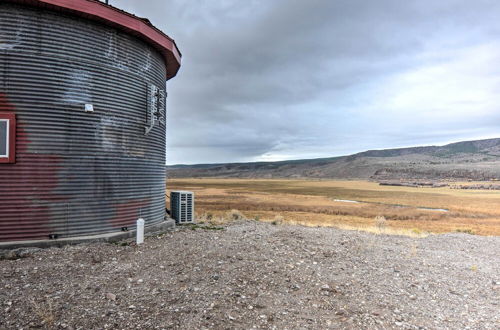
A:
[0,112,16,164]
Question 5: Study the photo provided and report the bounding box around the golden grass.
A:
[168,178,500,236]
[31,299,55,328]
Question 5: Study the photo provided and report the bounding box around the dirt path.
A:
[1,221,499,329]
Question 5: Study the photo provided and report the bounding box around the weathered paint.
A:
[2,0,181,80]
[0,2,177,242]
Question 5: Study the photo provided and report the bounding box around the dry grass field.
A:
[167,179,500,236]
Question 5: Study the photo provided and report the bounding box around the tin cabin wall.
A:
[0,3,168,241]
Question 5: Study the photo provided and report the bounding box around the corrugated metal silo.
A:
[0,0,181,243]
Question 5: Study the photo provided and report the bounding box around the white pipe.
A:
[136,218,145,245]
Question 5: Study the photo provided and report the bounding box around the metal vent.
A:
[170,191,194,224]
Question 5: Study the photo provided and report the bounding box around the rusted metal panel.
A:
[0,2,173,242]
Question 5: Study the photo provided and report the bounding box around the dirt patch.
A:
[1,221,499,329]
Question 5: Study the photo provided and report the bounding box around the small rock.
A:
[106,293,116,301]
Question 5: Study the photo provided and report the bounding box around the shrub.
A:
[272,215,284,225]
[455,228,475,235]
[226,209,245,221]
[375,216,387,231]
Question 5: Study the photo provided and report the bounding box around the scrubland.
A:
[2,179,498,329]
[168,178,500,236]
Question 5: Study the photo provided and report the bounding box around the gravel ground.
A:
[1,220,499,329]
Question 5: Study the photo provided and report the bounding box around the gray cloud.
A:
[116,0,500,164]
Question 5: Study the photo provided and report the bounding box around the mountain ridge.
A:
[167,137,500,180]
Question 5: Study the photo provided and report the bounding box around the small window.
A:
[0,121,7,156]
[0,112,16,164]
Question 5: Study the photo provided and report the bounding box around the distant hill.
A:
[166,138,500,181]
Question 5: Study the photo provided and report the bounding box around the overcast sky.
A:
[116,0,500,165]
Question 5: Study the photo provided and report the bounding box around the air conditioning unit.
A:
[170,191,194,224]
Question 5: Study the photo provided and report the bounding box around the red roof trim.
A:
[6,0,181,80]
